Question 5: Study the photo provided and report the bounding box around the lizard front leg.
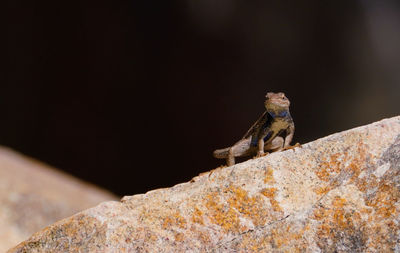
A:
[257,130,277,156]
[282,124,301,150]
[257,138,265,156]
[283,123,294,148]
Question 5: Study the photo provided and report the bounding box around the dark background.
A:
[5,1,400,196]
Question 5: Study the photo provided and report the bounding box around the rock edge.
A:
[9,116,400,252]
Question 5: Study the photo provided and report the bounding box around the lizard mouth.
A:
[265,98,290,107]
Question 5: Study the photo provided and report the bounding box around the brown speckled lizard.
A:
[213,92,298,166]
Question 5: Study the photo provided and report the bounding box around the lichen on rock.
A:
[8,116,400,252]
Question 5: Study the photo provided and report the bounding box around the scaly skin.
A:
[213,92,296,166]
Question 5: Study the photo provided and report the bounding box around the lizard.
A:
[213,92,297,166]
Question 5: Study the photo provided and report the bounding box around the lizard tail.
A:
[213,147,230,159]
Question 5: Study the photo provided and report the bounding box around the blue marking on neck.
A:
[268,110,288,118]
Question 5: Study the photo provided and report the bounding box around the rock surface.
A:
[0,147,117,252]
[9,116,400,252]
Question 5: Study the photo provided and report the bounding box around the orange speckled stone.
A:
[9,116,400,252]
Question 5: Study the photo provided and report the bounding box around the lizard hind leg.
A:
[213,147,230,159]
[226,138,252,166]
[265,136,284,152]
[227,148,235,166]
[254,137,284,159]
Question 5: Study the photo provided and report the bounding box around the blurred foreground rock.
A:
[0,148,117,252]
[9,116,400,252]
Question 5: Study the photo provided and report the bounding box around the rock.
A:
[8,116,400,252]
[0,147,117,252]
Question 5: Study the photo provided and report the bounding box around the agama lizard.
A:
[213,92,296,166]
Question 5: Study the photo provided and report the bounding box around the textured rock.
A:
[9,116,400,252]
[0,147,117,252]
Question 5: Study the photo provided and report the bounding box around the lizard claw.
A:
[255,152,269,158]
[283,142,301,151]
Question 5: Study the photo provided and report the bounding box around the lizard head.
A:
[264,92,290,110]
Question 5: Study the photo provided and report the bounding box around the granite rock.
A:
[9,116,400,252]
[0,147,117,252]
